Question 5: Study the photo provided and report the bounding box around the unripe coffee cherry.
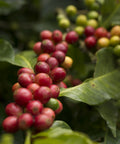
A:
[54,99,63,114]
[50,67,66,83]
[37,53,50,62]
[113,45,120,56]
[14,88,33,106]
[50,84,60,98]
[33,42,42,55]
[84,26,95,37]
[87,11,99,19]
[110,25,120,36]
[110,36,120,46]
[17,68,34,76]
[85,36,96,49]
[41,39,55,53]
[66,5,77,16]
[76,15,87,26]
[35,73,52,87]
[34,86,51,104]
[95,27,108,39]
[97,37,110,48]
[41,108,55,120]
[2,116,18,133]
[34,61,50,74]
[84,0,95,6]
[27,83,40,94]
[18,113,33,130]
[52,50,65,64]
[46,57,59,70]
[62,56,73,69]
[59,19,70,29]
[12,82,21,92]
[5,103,22,116]
[40,30,52,40]
[26,100,43,115]
[18,73,35,87]
[34,114,53,132]
[55,43,68,54]
[65,31,79,44]
[57,81,67,88]
[45,98,59,111]
[87,19,98,29]
[74,26,84,36]
[52,30,63,43]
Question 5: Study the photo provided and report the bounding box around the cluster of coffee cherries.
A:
[2,29,76,133]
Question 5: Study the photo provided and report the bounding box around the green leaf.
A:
[101,0,120,27]
[32,120,97,144]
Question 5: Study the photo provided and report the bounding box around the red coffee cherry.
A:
[13,88,33,106]
[5,102,22,116]
[50,84,60,98]
[61,41,68,50]
[33,42,42,55]
[12,82,21,92]
[34,114,53,132]
[17,68,34,76]
[27,83,40,94]
[34,61,50,74]
[65,31,79,44]
[52,50,65,64]
[2,116,18,133]
[84,26,95,37]
[18,113,33,130]
[35,73,52,87]
[41,39,55,54]
[72,79,82,86]
[54,99,63,114]
[85,36,96,49]
[52,30,63,43]
[34,86,51,104]
[41,107,55,120]
[94,27,108,39]
[46,57,59,70]
[40,30,52,40]
[26,100,43,115]
[55,43,68,54]
[18,73,35,87]
[37,53,50,62]
[50,67,66,83]
[57,81,67,88]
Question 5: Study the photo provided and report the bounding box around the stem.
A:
[24,130,31,144]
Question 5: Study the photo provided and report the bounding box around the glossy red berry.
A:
[33,42,42,55]
[2,116,18,133]
[57,81,67,88]
[41,108,55,120]
[72,79,82,86]
[85,36,96,49]
[54,99,63,114]
[46,57,59,70]
[41,39,55,53]
[95,27,108,39]
[17,68,34,76]
[37,53,50,62]
[55,43,68,54]
[12,82,21,92]
[52,30,63,43]
[65,31,79,44]
[40,30,52,40]
[5,103,22,116]
[27,83,40,94]
[34,86,51,104]
[84,26,95,37]
[50,84,60,98]
[52,50,65,64]
[50,67,66,83]
[14,88,33,106]
[61,41,68,50]
[26,100,43,115]
[35,73,52,87]
[18,73,35,87]
[18,113,33,130]
[34,114,53,132]
[35,61,50,74]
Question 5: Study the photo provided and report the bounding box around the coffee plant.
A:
[1,0,120,144]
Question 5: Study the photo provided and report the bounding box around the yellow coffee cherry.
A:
[97,37,110,49]
[62,56,73,69]
[110,25,120,36]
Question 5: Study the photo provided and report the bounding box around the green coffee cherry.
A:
[87,19,98,28]
[89,2,99,10]
[110,36,120,46]
[76,15,87,27]
[45,98,59,111]
[84,0,95,6]
[59,18,70,29]
[88,11,99,19]
[74,26,84,36]
[66,5,77,16]
[57,14,66,21]
[113,45,120,56]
